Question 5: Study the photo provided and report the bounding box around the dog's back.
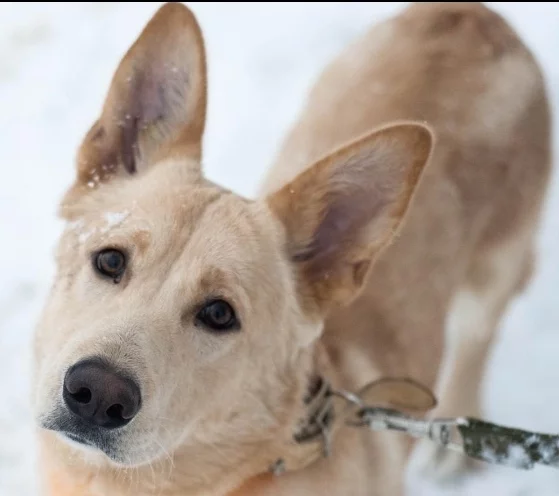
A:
[261,1,551,481]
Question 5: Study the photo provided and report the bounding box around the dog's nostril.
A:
[71,387,92,404]
[106,404,124,420]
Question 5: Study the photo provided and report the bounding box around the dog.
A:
[32,2,551,495]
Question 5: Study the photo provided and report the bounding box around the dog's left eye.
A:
[94,249,127,282]
[196,300,239,332]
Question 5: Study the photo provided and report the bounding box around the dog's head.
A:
[33,3,433,471]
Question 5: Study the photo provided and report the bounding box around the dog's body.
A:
[34,2,551,496]
[261,1,552,481]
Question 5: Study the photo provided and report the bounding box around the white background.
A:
[0,2,558,495]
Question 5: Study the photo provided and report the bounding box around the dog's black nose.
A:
[63,359,141,429]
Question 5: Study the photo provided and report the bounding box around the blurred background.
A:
[0,2,558,495]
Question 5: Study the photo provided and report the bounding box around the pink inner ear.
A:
[291,136,422,272]
[113,62,188,174]
[136,68,167,123]
[315,188,388,262]
[292,145,401,266]
[118,69,166,174]
[294,184,388,272]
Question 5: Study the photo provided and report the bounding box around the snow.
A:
[103,211,130,229]
[505,445,535,469]
[0,2,558,495]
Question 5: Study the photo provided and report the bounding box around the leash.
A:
[276,377,559,474]
[350,403,559,470]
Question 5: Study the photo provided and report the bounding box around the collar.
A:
[294,375,335,447]
[269,374,336,475]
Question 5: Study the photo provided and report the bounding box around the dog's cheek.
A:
[32,358,62,419]
[33,309,64,408]
[297,320,324,349]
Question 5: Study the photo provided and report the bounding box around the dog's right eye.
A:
[195,299,240,332]
[94,249,127,283]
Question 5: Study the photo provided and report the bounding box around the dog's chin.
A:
[55,430,141,466]
[39,409,168,468]
[53,429,163,468]
[59,431,97,450]
[56,431,105,458]
[40,410,124,464]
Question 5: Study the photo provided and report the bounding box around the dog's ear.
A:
[268,122,433,310]
[64,2,207,205]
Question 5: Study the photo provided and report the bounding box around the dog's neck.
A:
[40,344,340,496]
[227,372,337,496]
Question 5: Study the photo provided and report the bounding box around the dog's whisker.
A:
[153,436,176,479]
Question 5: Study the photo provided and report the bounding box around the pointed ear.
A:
[267,122,434,309]
[65,2,207,203]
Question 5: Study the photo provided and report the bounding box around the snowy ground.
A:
[1,2,558,495]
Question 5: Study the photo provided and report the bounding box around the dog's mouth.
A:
[41,408,120,460]
[62,431,95,447]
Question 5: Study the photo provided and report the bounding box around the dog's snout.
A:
[63,359,141,429]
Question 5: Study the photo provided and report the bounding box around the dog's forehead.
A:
[65,178,278,264]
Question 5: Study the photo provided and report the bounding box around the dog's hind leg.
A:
[409,224,537,481]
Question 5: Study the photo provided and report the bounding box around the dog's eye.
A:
[94,249,126,282]
[196,300,239,332]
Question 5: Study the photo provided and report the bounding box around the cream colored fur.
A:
[33,2,551,495]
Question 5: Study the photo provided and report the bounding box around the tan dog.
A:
[32,2,551,495]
